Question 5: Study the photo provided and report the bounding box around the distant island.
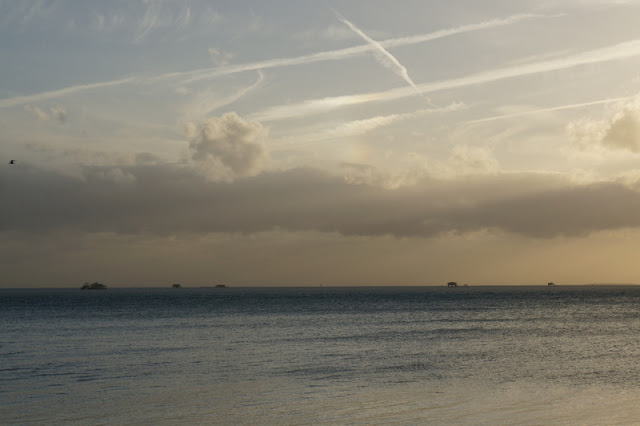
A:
[81,282,107,290]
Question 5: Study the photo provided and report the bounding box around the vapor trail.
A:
[253,38,640,122]
[272,102,465,148]
[0,77,136,108]
[332,8,434,105]
[0,13,544,108]
[185,70,265,119]
[465,96,632,124]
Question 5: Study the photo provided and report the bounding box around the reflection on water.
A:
[1,286,640,424]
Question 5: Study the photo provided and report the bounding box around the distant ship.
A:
[172,283,182,288]
[81,282,107,290]
[215,284,227,288]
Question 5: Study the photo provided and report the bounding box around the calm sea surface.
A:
[2,286,640,425]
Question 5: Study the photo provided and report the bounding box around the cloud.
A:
[4,164,640,239]
[449,145,500,174]
[602,108,640,152]
[187,112,269,181]
[131,2,217,43]
[51,106,67,123]
[340,162,426,189]
[446,182,640,238]
[294,25,356,42]
[0,1,58,27]
[92,168,137,184]
[91,12,127,33]
[208,48,235,66]
[23,105,68,123]
[569,96,640,152]
[135,152,163,165]
[24,104,49,120]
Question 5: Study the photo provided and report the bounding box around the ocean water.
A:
[2,286,640,425]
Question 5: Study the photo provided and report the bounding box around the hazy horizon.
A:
[4,283,640,290]
[4,1,640,287]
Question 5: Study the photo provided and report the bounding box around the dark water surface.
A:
[2,286,640,424]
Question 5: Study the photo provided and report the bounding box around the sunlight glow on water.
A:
[2,286,640,424]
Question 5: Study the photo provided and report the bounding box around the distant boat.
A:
[547,282,556,286]
[447,282,458,287]
[215,284,227,288]
[81,282,106,290]
[172,283,182,288]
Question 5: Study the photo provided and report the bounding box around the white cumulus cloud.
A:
[188,112,269,181]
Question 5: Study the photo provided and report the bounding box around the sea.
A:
[2,285,640,425]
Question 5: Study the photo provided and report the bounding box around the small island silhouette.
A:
[81,282,107,290]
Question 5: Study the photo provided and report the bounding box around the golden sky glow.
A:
[3,0,640,286]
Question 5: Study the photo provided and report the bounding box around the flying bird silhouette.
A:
[9,160,15,164]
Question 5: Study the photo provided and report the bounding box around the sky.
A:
[3,0,640,287]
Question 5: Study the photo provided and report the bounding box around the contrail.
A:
[272,102,465,148]
[0,13,544,108]
[168,13,543,86]
[252,38,640,122]
[332,8,435,105]
[465,96,632,125]
[0,76,136,109]
[184,70,265,119]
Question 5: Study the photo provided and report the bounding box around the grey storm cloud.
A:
[4,164,640,239]
[443,182,640,238]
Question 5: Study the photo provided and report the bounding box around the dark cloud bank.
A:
[3,164,640,239]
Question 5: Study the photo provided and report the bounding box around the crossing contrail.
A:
[0,13,544,109]
[332,8,435,105]
[253,38,640,122]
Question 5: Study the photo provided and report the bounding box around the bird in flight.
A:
[9,160,15,164]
